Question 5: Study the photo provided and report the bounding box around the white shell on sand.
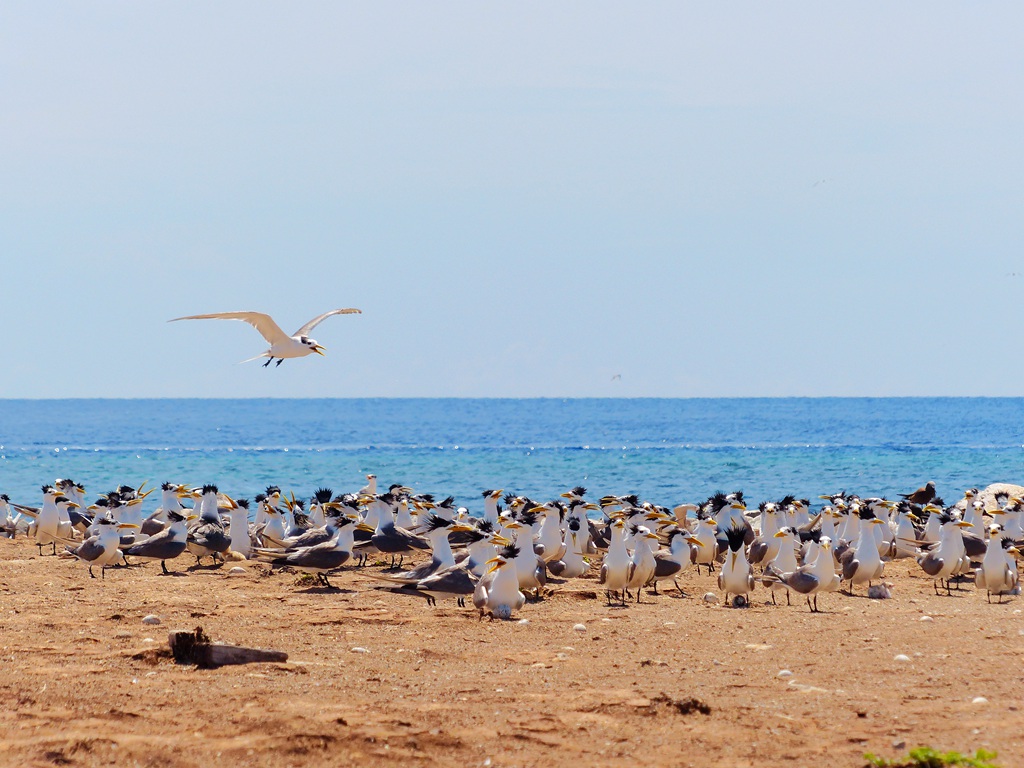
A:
[141,615,161,625]
[894,654,911,662]
[703,592,720,604]
[777,669,793,678]
[350,647,368,653]
[920,616,934,622]
[228,566,246,575]
[972,696,989,705]
[573,623,586,632]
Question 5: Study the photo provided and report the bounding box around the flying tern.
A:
[170,308,361,367]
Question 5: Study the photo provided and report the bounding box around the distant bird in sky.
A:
[170,308,361,366]
[611,374,622,381]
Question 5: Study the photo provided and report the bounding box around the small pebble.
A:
[518,619,529,625]
[972,697,988,705]
[702,592,720,604]
[777,669,793,678]
[141,615,161,626]
[893,654,911,662]
[350,647,368,654]
[893,739,906,750]
[573,623,586,632]
[228,566,246,575]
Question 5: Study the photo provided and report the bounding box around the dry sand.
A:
[1,536,1022,767]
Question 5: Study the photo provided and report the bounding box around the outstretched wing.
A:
[169,311,290,346]
[293,308,362,337]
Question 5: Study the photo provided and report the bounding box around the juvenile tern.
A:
[170,307,361,367]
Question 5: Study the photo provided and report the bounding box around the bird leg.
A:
[674,578,686,598]
[770,590,777,606]
[161,560,171,575]
[88,566,96,579]
[51,542,57,555]
[786,591,790,607]
[275,359,284,367]
[263,358,272,367]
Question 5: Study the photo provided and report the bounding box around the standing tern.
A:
[170,307,361,367]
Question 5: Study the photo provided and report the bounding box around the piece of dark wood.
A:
[168,627,288,668]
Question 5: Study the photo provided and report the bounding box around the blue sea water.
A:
[0,398,1022,511]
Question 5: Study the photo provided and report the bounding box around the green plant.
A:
[864,747,999,768]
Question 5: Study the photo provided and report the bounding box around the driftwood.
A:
[168,626,288,668]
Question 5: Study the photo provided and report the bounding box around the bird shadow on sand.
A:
[186,563,226,573]
[295,586,356,595]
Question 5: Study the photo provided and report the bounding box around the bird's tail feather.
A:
[238,352,270,364]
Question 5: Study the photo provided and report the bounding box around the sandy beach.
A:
[1,535,1021,768]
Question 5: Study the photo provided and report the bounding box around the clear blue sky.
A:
[2,3,1021,397]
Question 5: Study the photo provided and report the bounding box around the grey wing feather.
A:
[293,308,362,337]
[72,537,107,563]
[654,553,681,579]
[841,557,859,581]
[418,567,476,595]
[127,531,186,560]
[919,553,944,576]
[781,569,820,594]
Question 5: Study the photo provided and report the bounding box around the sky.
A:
[2,3,1022,398]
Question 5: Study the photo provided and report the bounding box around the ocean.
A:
[1,398,1022,511]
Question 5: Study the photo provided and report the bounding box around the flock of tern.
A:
[1,476,1021,618]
